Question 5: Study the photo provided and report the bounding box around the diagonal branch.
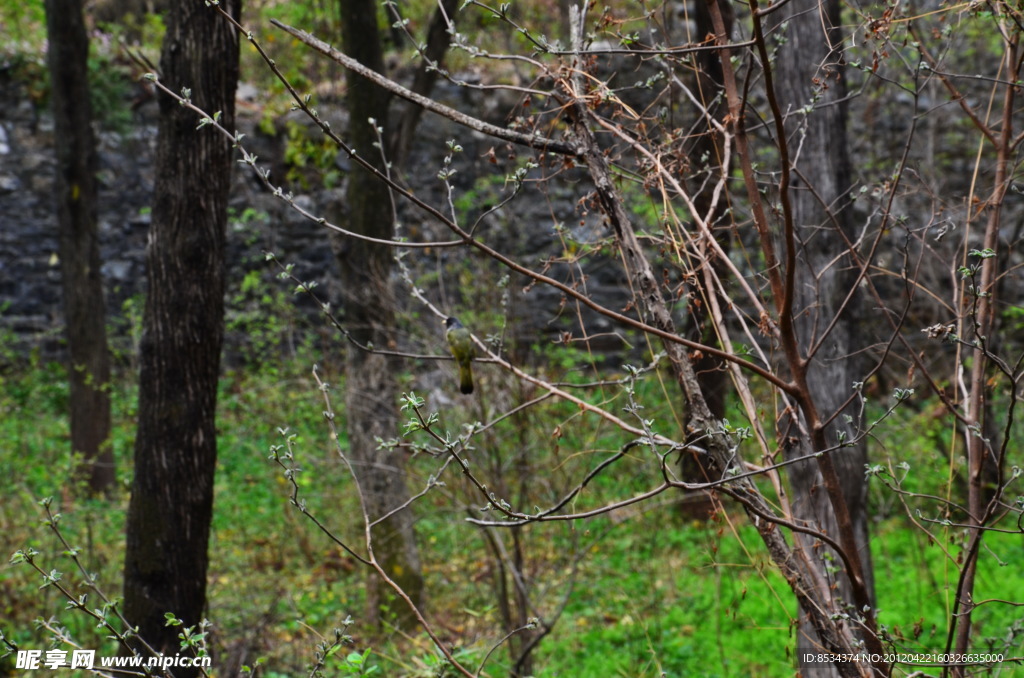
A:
[271,20,581,157]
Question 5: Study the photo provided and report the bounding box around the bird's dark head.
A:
[445,316,463,330]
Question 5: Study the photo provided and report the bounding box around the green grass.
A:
[2,348,1024,677]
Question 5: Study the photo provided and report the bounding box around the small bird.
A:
[445,316,475,394]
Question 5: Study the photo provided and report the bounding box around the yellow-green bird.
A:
[445,316,475,394]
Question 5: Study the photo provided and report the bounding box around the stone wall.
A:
[0,71,633,369]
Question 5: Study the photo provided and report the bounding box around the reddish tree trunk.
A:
[769,2,874,674]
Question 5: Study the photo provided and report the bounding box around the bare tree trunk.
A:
[678,0,733,514]
[951,27,1017,670]
[44,0,114,495]
[769,2,874,674]
[337,0,424,626]
[122,0,240,668]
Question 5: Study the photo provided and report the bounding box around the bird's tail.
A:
[458,364,474,394]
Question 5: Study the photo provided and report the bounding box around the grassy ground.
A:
[2,349,1023,678]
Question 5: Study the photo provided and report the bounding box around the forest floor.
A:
[3,348,1024,678]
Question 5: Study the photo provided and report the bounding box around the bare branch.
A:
[271,20,581,158]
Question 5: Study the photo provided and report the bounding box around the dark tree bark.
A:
[44,0,115,495]
[686,0,733,421]
[336,0,424,625]
[769,2,874,674]
[121,0,240,667]
[678,0,733,517]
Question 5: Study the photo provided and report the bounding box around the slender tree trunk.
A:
[952,30,1016,669]
[122,0,240,667]
[687,0,733,421]
[769,2,874,674]
[678,0,733,515]
[44,0,115,495]
[337,0,424,626]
